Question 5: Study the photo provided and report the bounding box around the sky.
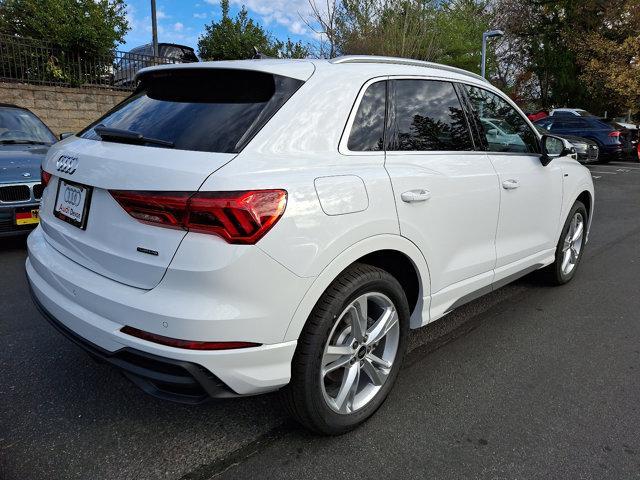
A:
[122,0,316,51]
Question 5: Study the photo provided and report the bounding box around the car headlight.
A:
[571,142,588,154]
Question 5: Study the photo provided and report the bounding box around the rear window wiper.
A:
[94,125,174,148]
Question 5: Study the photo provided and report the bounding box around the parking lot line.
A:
[587,170,616,175]
[608,162,640,167]
[599,163,640,170]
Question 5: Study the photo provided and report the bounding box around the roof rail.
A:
[329,55,487,83]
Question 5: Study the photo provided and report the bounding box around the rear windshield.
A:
[80,69,304,153]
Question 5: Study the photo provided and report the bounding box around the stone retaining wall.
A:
[0,82,128,136]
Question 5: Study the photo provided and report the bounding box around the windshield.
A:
[0,107,56,144]
[80,69,304,153]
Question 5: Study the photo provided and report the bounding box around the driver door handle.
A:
[401,189,431,203]
[502,179,520,190]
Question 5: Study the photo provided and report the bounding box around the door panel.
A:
[384,79,499,309]
[386,154,500,293]
[489,153,563,268]
[462,84,563,273]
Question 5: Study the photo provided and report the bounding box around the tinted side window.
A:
[182,49,199,63]
[465,85,539,154]
[552,111,575,117]
[592,119,612,129]
[536,118,552,130]
[347,81,386,151]
[389,80,474,151]
[162,46,185,60]
[550,119,570,131]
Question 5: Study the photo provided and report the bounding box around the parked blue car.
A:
[0,104,57,237]
[535,115,623,162]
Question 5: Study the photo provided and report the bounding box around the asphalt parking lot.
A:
[1,160,640,480]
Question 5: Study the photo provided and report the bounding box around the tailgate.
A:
[40,139,235,289]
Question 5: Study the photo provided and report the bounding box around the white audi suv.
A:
[27,56,594,434]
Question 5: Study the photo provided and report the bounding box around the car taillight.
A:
[609,130,621,138]
[110,189,287,245]
[121,326,260,350]
[41,167,52,187]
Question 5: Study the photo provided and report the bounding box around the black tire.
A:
[544,200,588,285]
[281,263,410,435]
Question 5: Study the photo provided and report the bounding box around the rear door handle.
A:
[401,189,431,203]
[502,179,520,190]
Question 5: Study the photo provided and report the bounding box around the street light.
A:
[151,0,159,58]
[481,29,504,79]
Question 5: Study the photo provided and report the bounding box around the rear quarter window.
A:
[347,81,387,152]
[80,69,304,153]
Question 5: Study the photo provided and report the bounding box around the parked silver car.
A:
[0,104,56,237]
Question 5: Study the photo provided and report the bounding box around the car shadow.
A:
[0,234,28,251]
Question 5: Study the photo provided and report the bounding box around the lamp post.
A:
[151,0,159,57]
[481,29,504,79]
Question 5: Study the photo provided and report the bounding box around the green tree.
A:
[0,0,129,56]
[276,38,311,59]
[318,0,492,66]
[198,0,309,60]
[497,0,640,114]
[433,0,493,73]
[337,0,441,59]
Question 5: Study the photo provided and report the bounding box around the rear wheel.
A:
[545,201,588,285]
[282,263,409,435]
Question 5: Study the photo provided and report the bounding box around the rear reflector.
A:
[41,168,52,187]
[121,326,260,350]
[110,189,287,244]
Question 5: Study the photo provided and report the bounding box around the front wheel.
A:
[282,263,409,435]
[545,201,588,285]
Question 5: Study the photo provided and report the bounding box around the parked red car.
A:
[527,110,549,122]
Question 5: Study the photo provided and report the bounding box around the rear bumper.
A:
[30,286,238,404]
[599,144,623,160]
[26,226,305,398]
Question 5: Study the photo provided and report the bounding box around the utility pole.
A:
[151,0,159,57]
[481,29,504,79]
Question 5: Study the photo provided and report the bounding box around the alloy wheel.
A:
[320,292,400,414]
[561,211,584,275]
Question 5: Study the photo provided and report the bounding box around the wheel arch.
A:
[576,190,592,221]
[557,161,594,242]
[283,234,431,342]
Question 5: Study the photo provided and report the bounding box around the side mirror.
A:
[540,134,574,166]
[487,128,498,137]
[59,132,74,141]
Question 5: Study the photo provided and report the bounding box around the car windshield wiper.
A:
[0,139,50,145]
[94,125,174,148]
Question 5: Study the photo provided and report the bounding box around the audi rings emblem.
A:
[56,155,79,175]
[64,186,82,206]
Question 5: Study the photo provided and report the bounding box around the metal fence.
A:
[0,34,182,91]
